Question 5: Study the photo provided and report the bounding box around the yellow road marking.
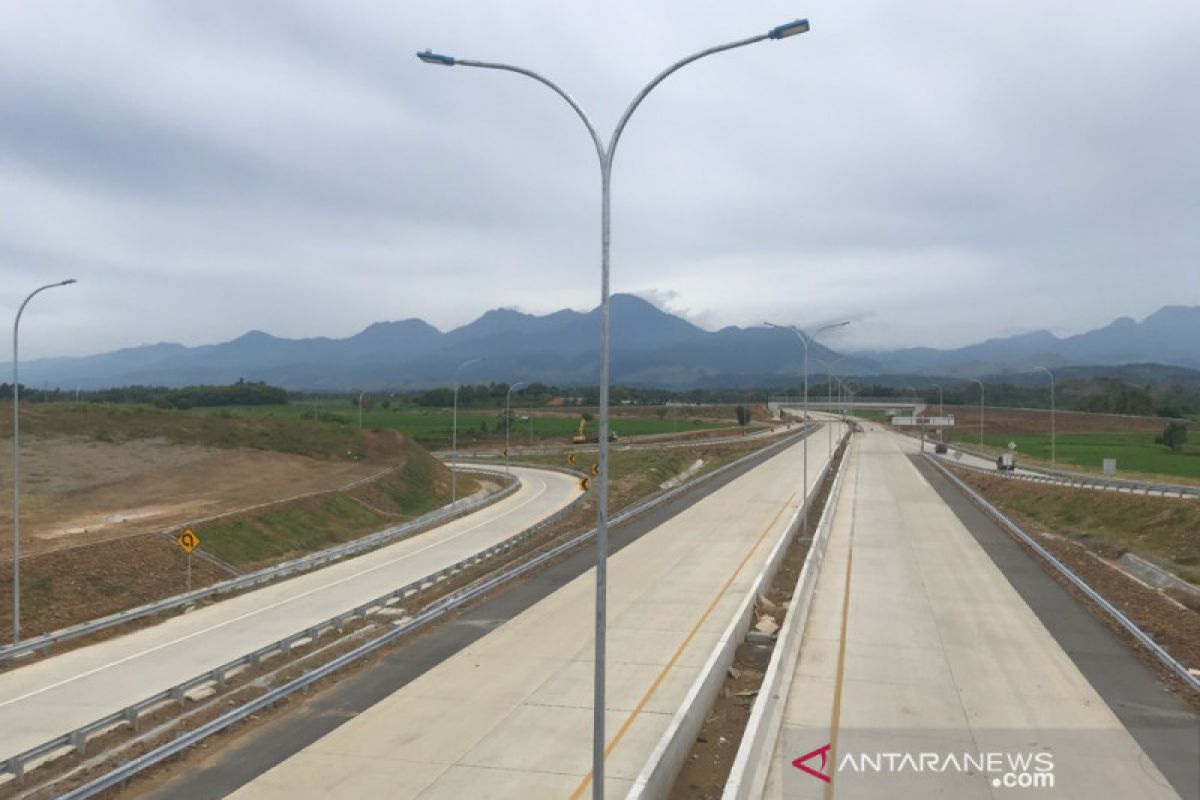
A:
[567,488,801,799]
[825,447,860,799]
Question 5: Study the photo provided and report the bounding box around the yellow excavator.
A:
[571,415,618,444]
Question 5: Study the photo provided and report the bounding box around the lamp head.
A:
[768,19,810,40]
[417,49,455,66]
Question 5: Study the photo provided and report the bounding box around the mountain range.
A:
[7,296,1200,390]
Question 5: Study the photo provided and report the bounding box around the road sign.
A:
[567,453,577,465]
[1008,441,1017,451]
[591,463,599,477]
[176,528,200,553]
[580,477,590,491]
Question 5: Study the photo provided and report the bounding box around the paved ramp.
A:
[0,466,581,765]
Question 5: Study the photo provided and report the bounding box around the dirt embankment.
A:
[0,437,384,558]
[0,428,466,645]
[940,405,1166,436]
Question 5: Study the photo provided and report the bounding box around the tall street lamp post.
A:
[815,356,847,460]
[505,382,528,474]
[971,378,985,448]
[12,278,76,645]
[929,383,945,441]
[1035,366,1056,465]
[765,321,849,537]
[419,20,811,795]
[451,357,482,504]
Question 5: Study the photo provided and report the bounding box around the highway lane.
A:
[765,427,1192,798]
[0,465,581,764]
[225,425,835,799]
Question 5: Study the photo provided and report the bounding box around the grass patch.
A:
[3,402,367,462]
[195,437,472,570]
[948,430,1200,482]
[955,469,1200,585]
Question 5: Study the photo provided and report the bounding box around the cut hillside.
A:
[196,436,481,571]
[0,411,478,643]
[952,468,1200,586]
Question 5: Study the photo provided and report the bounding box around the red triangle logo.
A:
[792,743,833,783]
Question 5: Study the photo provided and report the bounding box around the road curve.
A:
[0,465,581,764]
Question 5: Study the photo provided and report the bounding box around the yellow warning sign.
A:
[591,463,600,477]
[176,528,200,553]
[579,477,590,491]
[567,453,577,465]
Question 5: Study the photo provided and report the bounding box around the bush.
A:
[1156,421,1188,452]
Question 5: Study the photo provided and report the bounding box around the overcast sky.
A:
[2,1,1198,359]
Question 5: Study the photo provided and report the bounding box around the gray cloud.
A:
[1,0,1197,360]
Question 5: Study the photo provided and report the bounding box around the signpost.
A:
[176,528,200,591]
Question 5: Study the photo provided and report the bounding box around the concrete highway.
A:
[765,427,1197,798]
[0,465,581,765]
[221,426,833,798]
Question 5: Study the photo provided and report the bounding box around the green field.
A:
[196,401,729,448]
[971,431,1200,482]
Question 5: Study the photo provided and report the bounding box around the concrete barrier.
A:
[721,434,852,799]
[625,425,849,800]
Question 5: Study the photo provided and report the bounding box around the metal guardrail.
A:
[933,440,1200,498]
[34,424,819,797]
[0,468,520,666]
[927,454,1200,694]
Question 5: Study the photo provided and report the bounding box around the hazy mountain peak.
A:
[8,302,1198,390]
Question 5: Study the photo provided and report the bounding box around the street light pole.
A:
[505,381,528,474]
[815,356,848,460]
[929,383,944,441]
[971,378,985,448]
[765,320,849,536]
[451,357,482,504]
[12,278,76,645]
[1035,366,1055,465]
[419,20,811,795]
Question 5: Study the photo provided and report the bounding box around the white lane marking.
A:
[0,471,573,709]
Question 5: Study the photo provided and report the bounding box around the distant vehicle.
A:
[934,442,948,454]
[571,416,618,444]
[996,453,1016,471]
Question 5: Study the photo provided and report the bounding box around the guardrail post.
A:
[123,706,140,733]
[71,729,87,755]
[6,756,24,784]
